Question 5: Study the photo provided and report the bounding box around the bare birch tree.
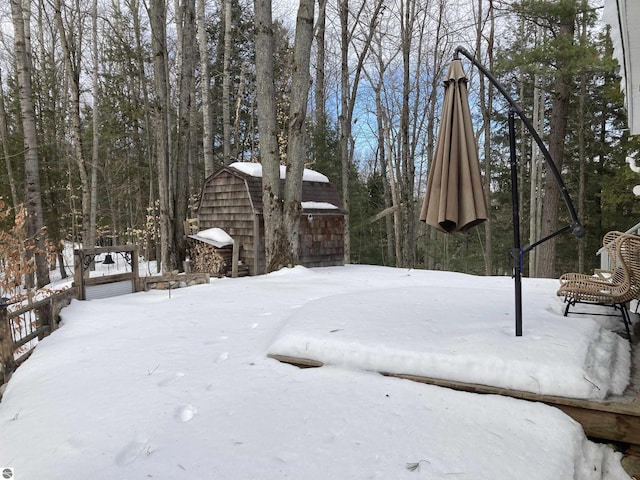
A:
[10,0,50,288]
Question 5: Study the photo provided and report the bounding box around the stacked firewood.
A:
[187,239,232,277]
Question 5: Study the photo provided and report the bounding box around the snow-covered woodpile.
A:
[187,227,248,277]
[187,239,230,276]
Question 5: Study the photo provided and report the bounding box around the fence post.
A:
[231,239,239,278]
[0,298,16,386]
[38,298,54,339]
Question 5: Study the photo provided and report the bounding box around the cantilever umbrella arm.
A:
[453,46,585,336]
[454,46,585,241]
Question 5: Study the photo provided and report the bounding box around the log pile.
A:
[187,238,232,277]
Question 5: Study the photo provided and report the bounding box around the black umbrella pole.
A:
[509,110,523,336]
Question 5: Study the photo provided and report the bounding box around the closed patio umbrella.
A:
[420,59,487,233]
[435,46,585,337]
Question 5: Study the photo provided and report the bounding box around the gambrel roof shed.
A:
[196,162,345,275]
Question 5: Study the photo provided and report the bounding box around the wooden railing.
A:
[0,287,78,392]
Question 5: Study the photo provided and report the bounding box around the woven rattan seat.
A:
[557,231,640,338]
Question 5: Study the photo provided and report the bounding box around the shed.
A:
[197,162,345,275]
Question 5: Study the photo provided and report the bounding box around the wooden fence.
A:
[0,287,78,392]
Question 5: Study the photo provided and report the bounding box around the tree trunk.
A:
[131,0,160,263]
[54,0,91,246]
[423,0,446,271]
[577,70,586,274]
[528,69,544,277]
[10,0,50,288]
[537,13,576,278]
[197,0,215,177]
[339,0,384,264]
[373,76,394,265]
[233,62,247,160]
[386,119,402,267]
[339,0,351,264]
[222,0,232,164]
[478,0,494,276]
[577,5,588,274]
[255,0,287,271]
[0,69,19,212]
[174,0,197,268]
[398,0,417,268]
[283,0,315,263]
[149,0,175,272]
[89,0,99,250]
[314,0,327,129]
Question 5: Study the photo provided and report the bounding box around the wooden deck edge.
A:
[267,354,323,368]
[267,353,640,445]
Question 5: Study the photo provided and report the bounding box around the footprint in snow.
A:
[157,372,185,387]
[115,438,151,465]
[216,352,229,362]
[175,404,197,423]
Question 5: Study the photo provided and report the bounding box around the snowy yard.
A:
[0,264,634,479]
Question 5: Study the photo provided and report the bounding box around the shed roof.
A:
[207,164,345,215]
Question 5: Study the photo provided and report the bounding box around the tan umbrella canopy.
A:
[420,59,488,233]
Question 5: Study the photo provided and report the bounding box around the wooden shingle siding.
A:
[197,165,345,275]
[299,214,344,267]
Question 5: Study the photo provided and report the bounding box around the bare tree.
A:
[339,0,384,264]
[222,0,232,164]
[365,33,398,265]
[53,0,93,246]
[149,0,176,272]
[528,26,545,277]
[197,0,215,177]
[90,0,100,249]
[174,0,197,265]
[476,0,495,275]
[255,0,287,271]
[537,4,577,278]
[10,0,50,288]
[423,0,446,271]
[283,0,315,262]
[254,0,316,270]
[0,69,19,212]
[314,0,327,129]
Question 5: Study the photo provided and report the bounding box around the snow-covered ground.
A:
[0,264,634,479]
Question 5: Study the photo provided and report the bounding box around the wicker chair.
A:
[557,231,640,339]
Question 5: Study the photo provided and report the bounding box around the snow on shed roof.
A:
[229,161,330,183]
[301,201,340,211]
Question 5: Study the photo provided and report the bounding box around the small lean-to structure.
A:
[196,162,345,276]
